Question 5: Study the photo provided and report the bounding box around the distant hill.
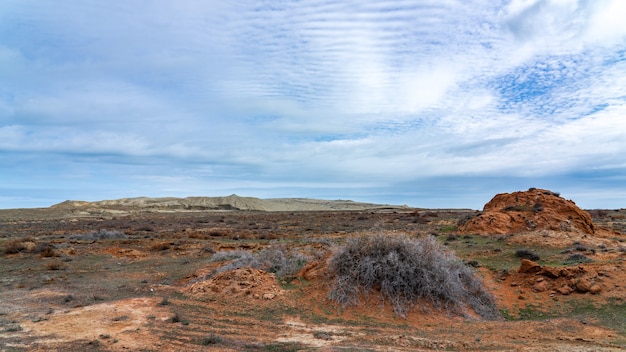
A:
[50,195,409,212]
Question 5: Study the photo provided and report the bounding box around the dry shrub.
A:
[327,233,500,320]
[208,246,309,280]
[151,242,171,251]
[68,229,127,241]
[32,242,56,257]
[45,260,66,270]
[2,239,27,255]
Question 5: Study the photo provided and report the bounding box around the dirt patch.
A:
[102,247,147,259]
[20,297,171,351]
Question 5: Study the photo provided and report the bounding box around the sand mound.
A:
[459,188,595,235]
[187,268,284,300]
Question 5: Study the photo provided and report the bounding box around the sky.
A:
[1,0,626,210]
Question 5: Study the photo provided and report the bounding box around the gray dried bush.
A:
[208,246,308,280]
[68,229,127,241]
[327,233,500,320]
[565,253,593,264]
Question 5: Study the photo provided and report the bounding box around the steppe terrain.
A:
[1,192,625,351]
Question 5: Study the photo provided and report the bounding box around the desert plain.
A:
[0,190,625,351]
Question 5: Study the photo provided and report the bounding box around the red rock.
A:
[557,285,574,295]
[589,284,602,294]
[576,279,592,293]
[560,268,574,278]
[518,259,541,274]
[533,280,551,292]
[539,267,561,279]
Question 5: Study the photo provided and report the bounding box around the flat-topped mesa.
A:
[48,195,406,212]
[459,188,595,235]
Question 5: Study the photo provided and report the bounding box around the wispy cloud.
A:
[1,0,625,209]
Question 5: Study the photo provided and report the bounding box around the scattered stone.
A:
[518,259,541,274]
[532,280,551,292]
[557,285,574,295]
[262,293,276,300]
[589,284,602,294]
[576,279,592,293]
[539,267,561,279]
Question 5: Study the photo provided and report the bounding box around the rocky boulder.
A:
[459,188,594,235]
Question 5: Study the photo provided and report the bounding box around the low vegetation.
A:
[67,229,127,241]
[515,248,541,261]
[209,245,311,280]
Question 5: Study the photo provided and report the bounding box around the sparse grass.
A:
[569,298,626,337]
[313,331,333,340]
[564,253,593,265]
[4,324,23,332]
[327,233,500,319]
[439,225,458,233]
[244,342,306,351]
[198,334,223,345]
[159,297,170,306]
[502,298,626,340]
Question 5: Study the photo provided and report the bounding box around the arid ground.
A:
[1,195,625,351]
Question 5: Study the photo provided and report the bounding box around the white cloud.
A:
[1,0,625,209]
[503,0,626,53]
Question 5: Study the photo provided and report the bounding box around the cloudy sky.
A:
[1,0,626,209]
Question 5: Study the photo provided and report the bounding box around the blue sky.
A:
[1,0,626,209]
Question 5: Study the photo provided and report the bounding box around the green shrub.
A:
[515,249,540,261]
[327,233,500,320]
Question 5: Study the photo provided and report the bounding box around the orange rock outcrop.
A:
[459,188,594,235]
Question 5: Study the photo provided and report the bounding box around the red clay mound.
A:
[186,267,285,300]
[459,188,595,235]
